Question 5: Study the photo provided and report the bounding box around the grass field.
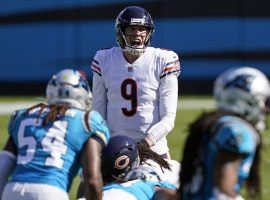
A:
[0,96,270,199]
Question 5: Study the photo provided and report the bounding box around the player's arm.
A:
[91,54,107,119]
[143,52,180,147]
[0,110,19,196]
[0,136,17,197]
[81,138,103,200]
[80,110,110,200]
[214,150,243,198]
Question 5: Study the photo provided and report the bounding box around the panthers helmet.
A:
[115,6,155,55]
[214,67,270,132]
[102,135,139,181]
[46,69,92,110]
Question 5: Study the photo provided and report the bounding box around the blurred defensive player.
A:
[0,69,110,200]
[179,67,270,199]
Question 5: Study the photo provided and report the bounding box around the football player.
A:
[0,69,110,200]
[91,6,181,157]
[103,135,180,199]
[178,67,270,199]
[101,135,180,185]
[77,135,180,200]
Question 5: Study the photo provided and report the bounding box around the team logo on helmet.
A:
[224,74,255,92]
[114,155,130,169]
[131,18,145,24]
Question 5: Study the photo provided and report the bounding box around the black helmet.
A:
[102,135,139,182]
[115,6,155,55]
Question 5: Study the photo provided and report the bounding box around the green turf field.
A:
[0,96,269,199]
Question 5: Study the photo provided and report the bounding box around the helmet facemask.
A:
[117,24,154,56]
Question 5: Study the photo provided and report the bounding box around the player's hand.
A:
[137,139,150,149]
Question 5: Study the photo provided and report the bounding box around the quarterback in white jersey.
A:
[91,6,180,156]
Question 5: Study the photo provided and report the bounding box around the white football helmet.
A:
[46,69,92,110]
[214,67,270,132]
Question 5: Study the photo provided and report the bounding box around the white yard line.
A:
[0,99,215,115]
[178,99,215,110]
[0,101,37,115]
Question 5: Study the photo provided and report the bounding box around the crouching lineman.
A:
[77,135,180,200]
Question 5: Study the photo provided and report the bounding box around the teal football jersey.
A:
[8,106,109,192]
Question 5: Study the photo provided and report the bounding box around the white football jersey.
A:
[91,47,180,154]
